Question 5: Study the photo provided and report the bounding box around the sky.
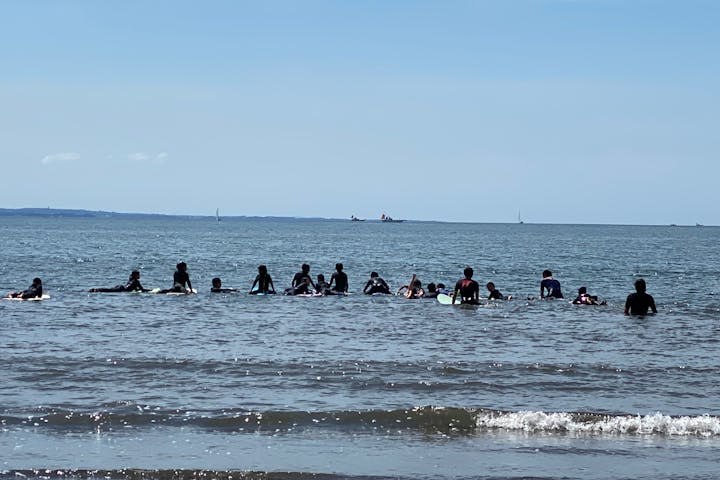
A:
[0,0,718,224]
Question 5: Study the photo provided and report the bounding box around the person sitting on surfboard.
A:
[328,263,348,294]
[452,267,480,305]
[250,265,276,294]
[89,270,150,293]
[572,286,605,305]
[363,272,391,295]
[5,277,43,299]
[286,263,316,295]
[540,270,563,299]
[397,279,425,298]
[210,277,237,293]
[159,262,194,294]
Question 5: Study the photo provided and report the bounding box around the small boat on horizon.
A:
[381,213,404,223]
[350,215,365,222]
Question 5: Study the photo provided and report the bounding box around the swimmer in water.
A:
[624,278,657,315]
[540,270,563,299]
[210,277,237,293]
[572,286,605,305]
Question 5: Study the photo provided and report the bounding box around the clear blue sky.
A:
[1,0,717,224]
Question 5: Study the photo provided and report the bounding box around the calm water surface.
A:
[1,217,719,480]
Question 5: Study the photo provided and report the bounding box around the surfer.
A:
[397,279,425,298]
[328,263,349,293]
[363,272,391,295]
[452,267,480,305]
[436,283,451,295]
[5,277,43,299]
[486,282,509,300]
[211,277,237,293]
[286,263,315,295]
[423,283,438,299]
[159,262,194,294]
[315,274,332,295]
[249,265,276,294]
[624,279,657,315]
[540,270,563,299]
[89,270,150,293]
[572,286,605,305]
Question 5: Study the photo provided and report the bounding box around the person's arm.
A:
[540,281,545,298]
[451,285,459,305]
[249,276,259,293]
[268,276,275,293]
[328,274,336,289]
[650,295,657,313]
[363,280,371,294]
[186,276,193,293]
[624,295,631,315]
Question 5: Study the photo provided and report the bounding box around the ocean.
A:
[1,217,719,480]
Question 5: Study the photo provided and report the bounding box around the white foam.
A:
[476,410,720,437]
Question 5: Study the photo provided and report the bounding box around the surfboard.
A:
[4,294,50,301]
[166,288,198,295]
[437,293,456,305]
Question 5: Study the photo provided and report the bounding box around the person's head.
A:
[32,277,42,285]
[412,279,422,288]
[542,269,552,278]
[177,262,187,272]
[370,272,379,278]
[427,282,437,293]
[131,270,141,280]
[212,277,222,288]
[634,278,647,293]
[437,283,445,290]
[317,274,325,282]
[301,263,310,273]
[578,286,587,295]
[463,267,473,279]
[486,282,495,291]
[335,263,343,272]
[258,265,268,274]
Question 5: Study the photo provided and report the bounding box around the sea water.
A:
[1,217,719,479]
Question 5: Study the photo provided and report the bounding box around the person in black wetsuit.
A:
[363,272,391,295]
[540,270,563,299]
[572,286,605,305]
[486,282,504,300]
[624,279,657,315]
[89,270,150,293]
[423,283,438,299]
[249,265,276,294]
[286,263,315,295]
[159,262,194,294]
[211,277,237,293]
[6,277,43,299]
[328,263,349,294]
[452,267,480,305]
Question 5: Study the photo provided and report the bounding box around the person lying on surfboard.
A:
[363,272,391,295]
[396,279,425,298]
[249,265,276,294]
[159,262,194,294]
[210,277,237,293]
[486,282,512,300]
[452,267,480,305]
[5,277,43,299]
[89,270,150,293]
[572,286,605,305]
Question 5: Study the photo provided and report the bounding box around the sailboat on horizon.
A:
[518,209,524,224]
[216,208,221,223]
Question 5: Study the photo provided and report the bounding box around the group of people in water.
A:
[5,262,658,315]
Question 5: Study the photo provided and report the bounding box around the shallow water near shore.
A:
[2,217,720,479]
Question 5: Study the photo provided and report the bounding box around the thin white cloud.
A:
[128,152,168,165]
[41,152,80,165]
